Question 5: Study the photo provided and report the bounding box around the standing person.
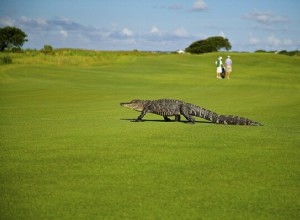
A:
[225,56,232,79]
[215,56,223,79]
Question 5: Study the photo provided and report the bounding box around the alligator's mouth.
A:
[120,102,133,107]
[120,100,144,112]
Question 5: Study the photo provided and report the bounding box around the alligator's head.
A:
[120,99,146,112]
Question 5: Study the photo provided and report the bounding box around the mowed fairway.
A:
[0,52,299,219]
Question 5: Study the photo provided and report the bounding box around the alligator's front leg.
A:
[135,109,148,122]
[175,115,181,122]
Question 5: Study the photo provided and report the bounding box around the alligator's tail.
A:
[192,105,262,126]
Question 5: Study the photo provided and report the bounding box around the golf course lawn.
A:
[0,51,299,219]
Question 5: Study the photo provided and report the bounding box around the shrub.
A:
[41,45,54,55]
[0,54,12,64]
[255,50,266,53]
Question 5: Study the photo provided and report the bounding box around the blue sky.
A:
[1,0,299,51]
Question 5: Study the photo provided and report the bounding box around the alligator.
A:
[120,99,262,126]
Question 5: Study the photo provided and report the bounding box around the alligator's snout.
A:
[120,100,144,112]
[120,101,132,108]
[120,102,131,107]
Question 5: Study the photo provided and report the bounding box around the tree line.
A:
[1,26,298,56]
[0,26,232,54]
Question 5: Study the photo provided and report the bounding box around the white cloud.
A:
[122,28,133,37]
[17,16,47,28]
[168,4,183,10]
[173,27,189,38]
[219,31,225,38]
[0,16,15,26]
[192,0,207,11]
[265,35,298,50]
[150,26,161,35]
[60,30,68,37]
[154,4,183,10]
[19,16,31,23]
[249,37,260,45]
[283,39,293,46]
[266,35,281,47]
[247,33,260,45]
[244,33,298,51]
[244,11,288,24]
[36,17,47,26]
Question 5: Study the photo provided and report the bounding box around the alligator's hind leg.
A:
[164,115,180,122]
[163,116,171,122]
[180,105,195,124]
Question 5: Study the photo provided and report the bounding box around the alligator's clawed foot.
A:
[164,117,171,122]
[133,119,143,122]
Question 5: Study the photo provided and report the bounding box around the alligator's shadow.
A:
[120,118,212,124]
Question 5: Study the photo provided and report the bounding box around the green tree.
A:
[0,26,28,52]
[185,36,231,54]
[41,44,54,55]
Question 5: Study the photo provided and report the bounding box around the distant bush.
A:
[278,50,300,56]
[291,50,300,56]
[0,54,12,64]
[255,50,266,53]
[255,49,300,56]
[41,45,54,55]
[278,50,288,55]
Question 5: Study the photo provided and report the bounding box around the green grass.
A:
[0,51,299,219]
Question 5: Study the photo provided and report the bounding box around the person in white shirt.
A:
[225,56,232,79]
